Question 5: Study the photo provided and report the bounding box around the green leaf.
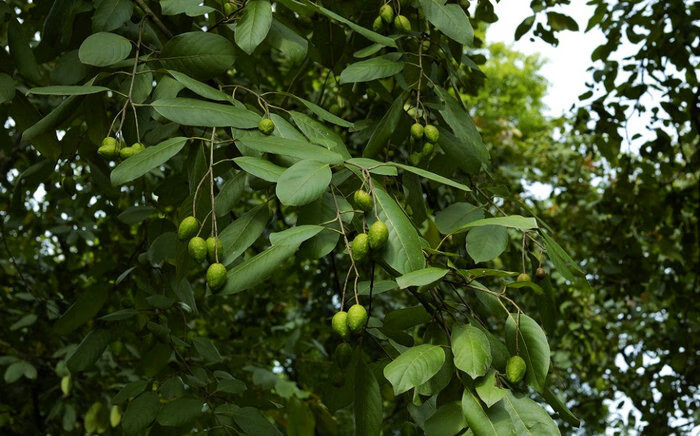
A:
[0,73,15,104]
[219,204,270,265]
[215,172,246,216]
[383,306,432,331]
[461,388,499,436]
[390,162,471,191]
[357,280,397,296]
[514,15,535,40]
[159,31,236,79]
[374,187,426,274]
[234,156,285,182]
[502,391,560,435]
[4,361,37,383]
[435,86,490,170]
[93,0,133,32]
[285,94,352,128]
[435,202,484,234]
[122,392,160,434]
[475,369,507,408]
[419,0,474,46]
[235,0,273,55]
[117,206,156,225]
[354,356,382,436]
[276,160,331,206]
[396,267,448,289]
[221,242,300,295]
[160,0,214,16]
[309,4,397,48]
[78,32,131,66]
[363,94,404,157]
[505,314,550,392]
[110,137,188,185]
[541,232,582,282]
[383,344,445,395]
[296,192,350,259]
[156,396,203,426]
[547,12,579,31]
[451,324,492,379]
[345,158,398,176]
[424,402,467,436]
[458,216,538,231]
[66,328,112,373]
[466,225,509,263]
[167,70,234,102]
[339,53,404,84]
[541,387,580,427]
[152,98,260,128]
[192,337,223,363]
[221,405,282,435]
[27,85,110,95]
[112,380,148,405]
[238,136,344,164]
[8,20,41,82]
[269,225,324,246]
[10,314,37,331]
[267,19,308,64]
[22,94,82,148]
[54,286,108,335]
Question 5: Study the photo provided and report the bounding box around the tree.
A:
[0,0,696,434]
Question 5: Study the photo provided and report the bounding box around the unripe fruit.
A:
[351,233,369,261]
[206,237,224,263]
[373,16,384,32]
[347,304,368,333]
[188,237,207,262]
[61,375,71,396]
[409,152,422,166]
[394,15,411,32]
[258,118,275,135]
[506,355,526,383]
[379,4,394,24]
[131,143,146,154]
[102,137,119,148]
[98,143,118,159]
[353,189,373,213]
[410,123,424,140]
[535,267,546,279]
[119,146,135,159]
[178,216,199,240]
[460,0,470,8]
[334,343,353,368]
[223,2,235,15]
[422,142,434,154]
[110,405,122,428]
[368,220,389,250]
[424,124,439,143]
[332,311,349,339]
[517,273,531,282]
[207,263,227,290]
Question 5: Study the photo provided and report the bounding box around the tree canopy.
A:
[0,0,697,434]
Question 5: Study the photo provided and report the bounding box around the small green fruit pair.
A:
[119,143,145,159]
[350,221,389,261]
[188,236,223,263]
[98,137,120,159]
[506,355,526,383]
[331,304,368,338]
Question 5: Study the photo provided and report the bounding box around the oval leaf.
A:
[235,0,273,55]
[79,32,131,67]
[339,53,404,84]
[111,137,188,185]
[275,160,331,206]
[383,344,445,395]
[452,324,492,379]
[505,314,550,392]
[152,98,260,128]
[160,31,236,79]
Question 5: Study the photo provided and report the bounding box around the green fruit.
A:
[351,233,369,262]
[131,142,146,154]
[98,143,118,159]
[110,405,122,428]
[379,4,394,23]
[460,0,470,8]
[424,124,439,143]
[119,146,135,159]
[506,355,526,383]
[422,142,434,154]
[353,189,373,213]
[61,375,71,396]
[409,152,422,166]
[347,304,368,333]
[394,15,411,32]
[223,2,235,15]
[410,123,424,140]
[517,273,531,282]
[188,237,207,262]
[207,263,227,290]
[258,118,275,135]
[368,220,389,250]
[178,216,199,240]
[206,237,224,263]
[373,16,384,32]
[535,267,546,278]
[102,137,118,148]
[332,311,349,339]
[334,343,353,368]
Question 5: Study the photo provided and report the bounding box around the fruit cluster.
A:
[372,4,411,33]
[178,216,227,291]
[409,122,439,165]
[350,189,389,262]
[98,136,146,160]
[332,304,368,339]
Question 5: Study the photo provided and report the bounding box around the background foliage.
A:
[0,0,697,434]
